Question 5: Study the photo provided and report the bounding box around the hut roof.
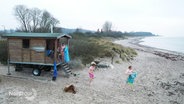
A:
[2,33,72,39]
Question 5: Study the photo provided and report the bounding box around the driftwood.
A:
[97,63,110,68]
[64,84,76,94]
[94,60,110,69]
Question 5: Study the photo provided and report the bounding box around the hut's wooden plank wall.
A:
[30,39,45,63]
[9,38,22,62]
[22,49,30,62]
[8,38,54,64]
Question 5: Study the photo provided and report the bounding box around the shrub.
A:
[69,33,137,65]
[95,38,137,61]
[81,55,94,66]
[115,60,120,64]
[69,33,104,65]
[69,59,84,69]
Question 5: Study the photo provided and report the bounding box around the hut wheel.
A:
[32,67,41,76]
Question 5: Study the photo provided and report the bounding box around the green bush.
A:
[115,60,120,64]
[81,55,94,66]
[69,33,137,65]
[70,33,105,65]
[0,40,7,64]
[69,59,84,69]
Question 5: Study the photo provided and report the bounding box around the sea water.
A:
[140,36,184,54]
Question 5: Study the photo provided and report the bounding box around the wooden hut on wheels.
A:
[2,33,72,76]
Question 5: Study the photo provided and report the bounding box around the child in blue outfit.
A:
[125,66,137,90]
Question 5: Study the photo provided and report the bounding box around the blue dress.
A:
[127,72,137,84]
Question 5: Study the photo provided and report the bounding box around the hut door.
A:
[45,39,55,64]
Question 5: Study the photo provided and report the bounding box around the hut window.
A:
[46,39,54,50]
[23,39,30,48]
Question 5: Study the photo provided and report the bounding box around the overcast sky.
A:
[0,0,184,36]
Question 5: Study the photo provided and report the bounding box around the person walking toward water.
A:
[89,62,96,86]
[125,66,137,90]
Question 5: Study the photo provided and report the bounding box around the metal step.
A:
[62,63,68,66]
[67,70,72,73]
[63,66,69,68]
[61,62,74,76]
[64,67,70,70]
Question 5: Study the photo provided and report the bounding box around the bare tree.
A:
[14,5,31,32]
[50,17,60,27]
[39,10,60,32]
[102,21,112,32]
[40,11,51,30]
[14,5,60,33]
[30,8,42,32]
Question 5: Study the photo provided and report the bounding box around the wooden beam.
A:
[7,38,11,75]
[21,48,23,62]
[67,38,70,48]
[54,39,58,63]
[44,40,46,64]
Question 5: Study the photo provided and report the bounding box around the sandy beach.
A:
[0,37,184,104]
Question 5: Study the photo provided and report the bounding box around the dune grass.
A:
[70,32,137,65]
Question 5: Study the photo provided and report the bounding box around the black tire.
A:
[32,68,41,76]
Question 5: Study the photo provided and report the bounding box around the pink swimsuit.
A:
[89,73,94,79]
[89,66,95,79]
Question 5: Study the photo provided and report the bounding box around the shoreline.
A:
[115,37,184,61]
[133,37,184,56]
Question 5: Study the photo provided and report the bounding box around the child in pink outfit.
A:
[89,62,96,85]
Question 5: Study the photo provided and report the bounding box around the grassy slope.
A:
[70,32,137,65]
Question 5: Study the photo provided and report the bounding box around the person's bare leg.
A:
[89,78,93,86]
[127,83,134,91]
[131,84,135,91]
[125,83,131,90]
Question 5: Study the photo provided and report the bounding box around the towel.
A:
[64,45,70,63]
